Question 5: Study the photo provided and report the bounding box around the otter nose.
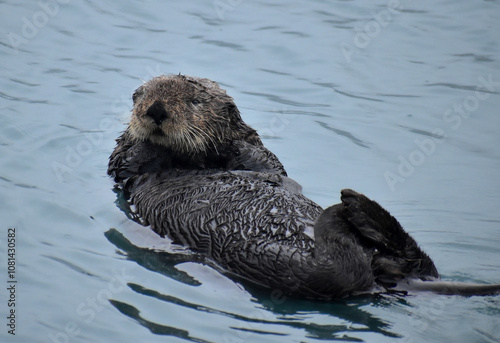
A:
[146,101,169,125]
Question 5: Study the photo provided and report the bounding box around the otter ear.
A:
[132,85,145,103]
[226,103,241,119]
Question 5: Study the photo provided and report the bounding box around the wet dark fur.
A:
[108,74,500,299]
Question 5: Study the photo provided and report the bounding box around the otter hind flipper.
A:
[339,189,439,282]
[339,189,409,254]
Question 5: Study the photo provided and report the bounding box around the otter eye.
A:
[191,99,201,105]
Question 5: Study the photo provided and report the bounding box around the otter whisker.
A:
[189,124,219,155]
[181,126,200,153]
[177,126,196,154]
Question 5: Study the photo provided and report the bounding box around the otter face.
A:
[129,74,261,155]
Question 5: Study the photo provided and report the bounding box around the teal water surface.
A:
[1,1,500,342]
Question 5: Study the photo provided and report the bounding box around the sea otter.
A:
[108,74,500,299]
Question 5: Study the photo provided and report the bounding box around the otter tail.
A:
[396,278,500,296]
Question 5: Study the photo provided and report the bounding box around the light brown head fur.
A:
[129,74,262,155]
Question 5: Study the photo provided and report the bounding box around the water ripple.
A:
[202,40,246,51]
[0,91,48,104]
[334,89,383,102]
[317,121,370,148]
[453,53,495,63]
[242,91,329,108]
[109,300,211,342]
[398,125,445,139]
[9,78,40,87]
[43,255,98,278]
[427,83,500,95]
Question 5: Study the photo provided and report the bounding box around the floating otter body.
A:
[108,74,500,299]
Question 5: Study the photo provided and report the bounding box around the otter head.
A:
[129,74,262,155]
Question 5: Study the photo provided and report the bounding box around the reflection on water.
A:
[1,0,499,342]
[105,228,400,341]
[105,228,202,286]
[109,299,210,342]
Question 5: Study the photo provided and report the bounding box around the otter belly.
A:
[129,171,376,298]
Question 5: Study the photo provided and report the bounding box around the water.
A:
[1,0,499,342]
